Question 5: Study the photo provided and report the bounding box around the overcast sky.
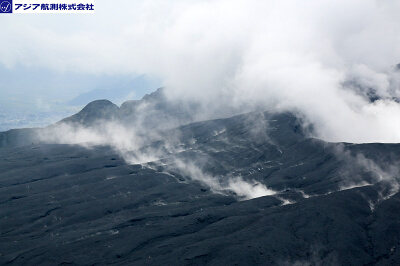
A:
[1,0,400,142]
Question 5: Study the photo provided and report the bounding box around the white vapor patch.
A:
[338,181,373,192]
[41,121,144,150]
[39,121,165,166]
[172,159,276,200]
[333,145,400,210]
[280,244,339,266]
[353,153,400,209]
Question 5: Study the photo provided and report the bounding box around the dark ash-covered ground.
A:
[1,109,400,265]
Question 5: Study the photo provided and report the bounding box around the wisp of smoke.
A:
[333,144,400,210]
[40,119,276,200]
[172,159,276,200]
[40,121,144,149]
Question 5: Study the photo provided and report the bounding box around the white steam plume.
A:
[333,145,400,210]
[3,0,400,142]
[172,159,276,200]
[39,119,275,200]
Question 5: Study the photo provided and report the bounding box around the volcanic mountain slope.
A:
[1,110,400,265]
[59,87,197,130]
[0,88,198,148]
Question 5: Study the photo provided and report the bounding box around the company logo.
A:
[0,0,12,13]
[0,0,95,14]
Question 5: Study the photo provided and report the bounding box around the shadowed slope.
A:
[1,109,400,265]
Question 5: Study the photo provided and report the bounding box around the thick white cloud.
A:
[1,0,400,142]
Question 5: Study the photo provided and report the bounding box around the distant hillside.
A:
[0,88,197,148]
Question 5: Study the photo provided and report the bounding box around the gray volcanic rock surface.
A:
[1,109,400,265]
